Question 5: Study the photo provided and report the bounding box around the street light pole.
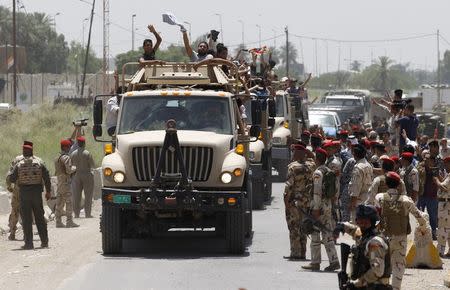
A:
[214,13,223,43]
[131,14,136,51]
[238,20,244,47]
[52,12,60,74]
[256,24,261,48]
[12,0,16,106]
[183,21,191,41]
[82,17,89,48]
[272,28,276,48]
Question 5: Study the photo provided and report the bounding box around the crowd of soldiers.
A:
[5,125,96,249]
[283,89,450,289]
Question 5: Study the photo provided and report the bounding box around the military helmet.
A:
[356,204,379,225]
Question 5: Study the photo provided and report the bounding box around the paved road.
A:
[58,182,340,290]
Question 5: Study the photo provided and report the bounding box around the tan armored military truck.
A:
[92,59,255,254]
[244,90,276,209]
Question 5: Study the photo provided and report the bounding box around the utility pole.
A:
[103,0,110,93]
[256,24,261,48]
[285,26,289,77]
[131,14,136,51]
[437,29,441,107]
[214,14,223,43]
[238,20,244,47]
[326,40,329,73]
[81,0,95,98]
[314,39,318,76]
[12,0,17,106]
[272,28,276,48]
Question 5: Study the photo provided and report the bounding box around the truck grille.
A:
[132,146,214,182]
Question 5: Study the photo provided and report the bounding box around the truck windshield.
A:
[118,96,232,135]
[309,114,335,127]
[325,98,361,106]
[275,95,285,117]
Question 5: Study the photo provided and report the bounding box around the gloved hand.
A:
[180,25,187,33]
[333,222,345,239]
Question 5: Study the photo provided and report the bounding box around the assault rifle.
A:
[298,207,332,234]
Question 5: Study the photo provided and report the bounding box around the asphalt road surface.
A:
[58,181,340,290]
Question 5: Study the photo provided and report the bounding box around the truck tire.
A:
[226,210,245,254]
[264,154,273,202]
[251,178,265,210]
[102,205,122,254]
[244,177,253,238]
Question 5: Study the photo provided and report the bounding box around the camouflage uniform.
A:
[437,175,450,256]
[7,156,51,248]
[342,222,391,288]
[70,146,95,217]
[375,189,426,290]
[399,164,419,200]
[327,154,342,221]
[349,158,373,222]
[284,158,315,258]
[5,155,24,239]
[340,157,356,222]
[55,151,77,225]
[366,175,407,204]
[309,164,339,267]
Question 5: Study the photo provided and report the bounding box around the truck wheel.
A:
[244,178,253,238]
[251,178,265,210]
[226,210,245,254]
[101,205,122,254]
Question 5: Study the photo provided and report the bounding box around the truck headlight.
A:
[272,137,282,144]
[113,172,125,183]
[220,172,232,184]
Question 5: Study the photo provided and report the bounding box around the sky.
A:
[2,0,450,75]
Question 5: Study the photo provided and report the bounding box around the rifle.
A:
[338,243,355,290]
[298,207,332,234]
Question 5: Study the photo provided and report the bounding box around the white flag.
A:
[162,12,184,28]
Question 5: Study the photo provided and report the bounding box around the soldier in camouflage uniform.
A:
[340,146,356,222]
[7,142,52,249]
[349,144,373,222]
[433,156,450,257]
[302,148,340,271]
[399,152,419,202]
[375,171,426,290]
[55,139,79,228]
[283,144,315,260]
[366,157,395,204]
[324,141,342,221]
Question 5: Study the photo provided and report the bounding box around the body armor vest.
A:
[55,153,69,176]
[351,230,391,281]
[17,157,43,185]
[381,193,410,236]
[403,167,414,197]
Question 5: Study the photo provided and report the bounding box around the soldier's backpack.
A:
[319,167,337,199]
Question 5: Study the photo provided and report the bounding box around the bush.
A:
[0,103,103,186]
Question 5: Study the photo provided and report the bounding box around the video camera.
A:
[73,118,89,127]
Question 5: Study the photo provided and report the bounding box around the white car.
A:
[308,111,341,137]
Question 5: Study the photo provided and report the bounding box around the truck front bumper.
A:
[102,187,244,211]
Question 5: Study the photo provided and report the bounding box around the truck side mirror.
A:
[93,124,102,137]
[268,99,276,118]
[251,99,262,125]
[93,99,103,125]
[249,125,261,138]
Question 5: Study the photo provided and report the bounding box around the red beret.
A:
[332,140,341,146]
[401,152,414,160]
[23,140,33,146]
[291,144,306,151]
[301,130,311,137]
[22,144,33,150]
[363,139,371,149]
[390,155,400,162]
[77,136,86,142]
[311,134,322,140]
[352,125,359,131]
[386,171,401,183]
[316,148,328,157]
[323,141,333,148]
[339,130,349,135]
[369,141,379,147]
[60,139,72,147]
[381,158,394,166]
[444,156,450,163]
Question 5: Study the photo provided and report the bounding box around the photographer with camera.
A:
[68,121,86,154]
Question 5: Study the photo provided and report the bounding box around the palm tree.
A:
[373,56,393,91]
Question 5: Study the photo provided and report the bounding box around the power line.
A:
[440,34,450,48]
[288,32,435,44]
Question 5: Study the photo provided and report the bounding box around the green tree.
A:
[0,7,69,73]
[350,60,361,72]
[441,50,450,84]
[372,56,393,91]
[277,42,304,78]
[67,41,102,74]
